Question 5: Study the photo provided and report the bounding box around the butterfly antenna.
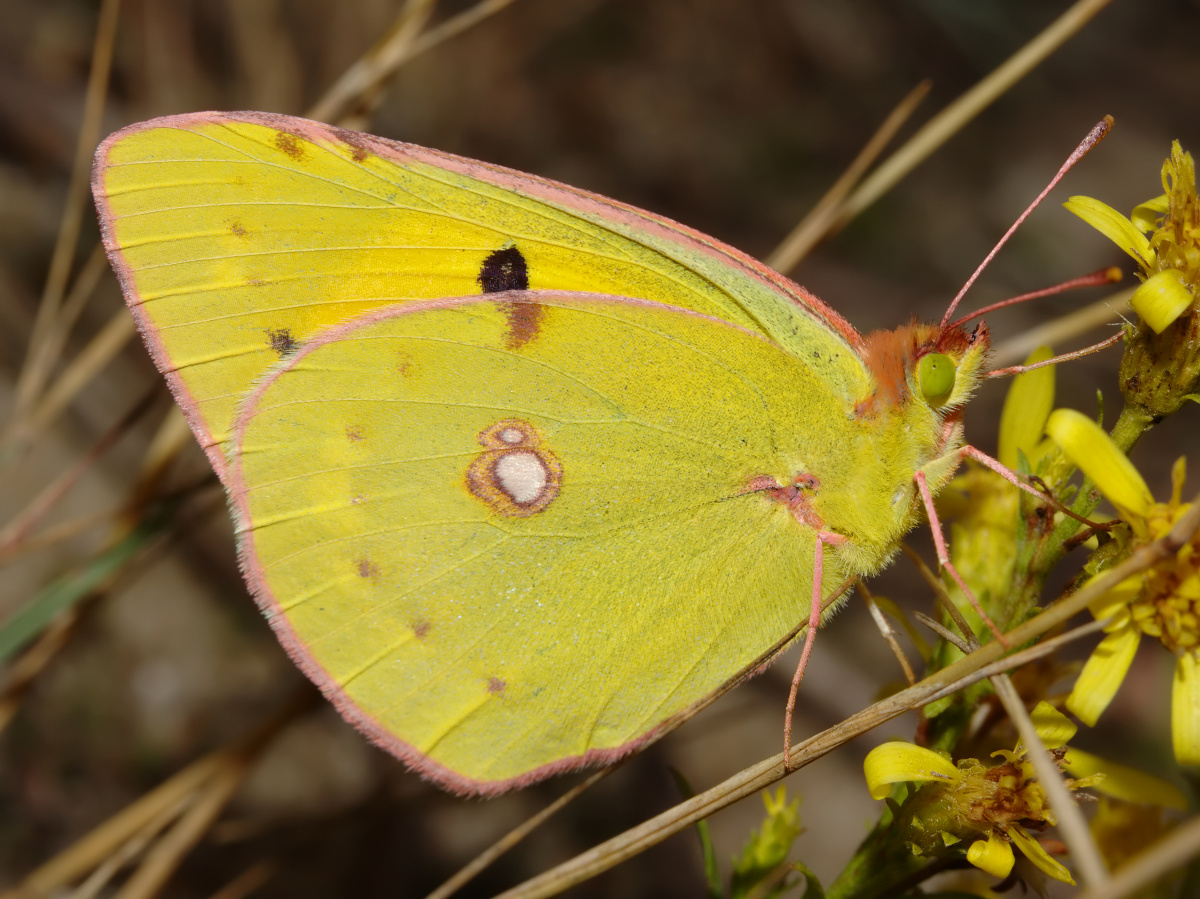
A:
[984,330,1124,378]
[948,266,1122,329]
[940,115,1114,329]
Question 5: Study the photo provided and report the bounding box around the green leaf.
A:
[0,504,173,662]
[671,768,723,899]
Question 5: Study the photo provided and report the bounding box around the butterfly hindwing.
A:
[229,292,859,792]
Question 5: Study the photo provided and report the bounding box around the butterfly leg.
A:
[958,445,1106,529]
[914,470,1011,648]
[783,529,846,770]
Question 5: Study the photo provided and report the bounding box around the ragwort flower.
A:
[1064,141,1199,334]
[1046,408,1200,764]
[863,702,1091,885]
[1065,141,1200,421]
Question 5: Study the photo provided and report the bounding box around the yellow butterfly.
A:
[93,111,1006,795]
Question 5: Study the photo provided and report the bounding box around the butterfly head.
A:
[859,318,990,419]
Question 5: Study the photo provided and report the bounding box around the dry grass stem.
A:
[830,0,1113,236]
[308,0,520,125]
[1075,813,1200,899]
[13,0,120,429]
[492,497,1200,898]
[765,79,930,273]
[426,768,613,899]
[990,673,1109,887]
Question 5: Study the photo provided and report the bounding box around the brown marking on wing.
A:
[499,299,544,350]
[274,131,305,160]
[266,327,298,357]
[332,127,373,163]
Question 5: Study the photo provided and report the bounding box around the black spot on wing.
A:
[477,246,529,293]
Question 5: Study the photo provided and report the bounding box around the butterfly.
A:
[93,111,998,796]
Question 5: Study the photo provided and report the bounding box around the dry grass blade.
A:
[0,310,137,486]
[990,674,1108,887]
[1075,813,1200,899]
[859,583,916,685]
[493,497,1200,898]
[307,0,436,122]
[206,862,276,899]
[27,310,138,446]
[5,690,313,899]
[0,389,157,561]
[66,796,191,899]
[6,244,109,448]
[765,79,929,273]
[307,0,521,124]
[0,408,199,734]
[113,754,254,899]
[5,756,222,898]
[426,768,613,899]
[10,0,120,432]
[824,0,1114,239]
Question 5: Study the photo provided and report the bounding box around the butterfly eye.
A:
[918,352,956,402]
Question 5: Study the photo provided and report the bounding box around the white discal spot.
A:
[494,451,548,504]
[498,427,525,444]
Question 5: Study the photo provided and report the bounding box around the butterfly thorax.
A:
[802,318,990,578]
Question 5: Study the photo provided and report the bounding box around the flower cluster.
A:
[863,703,1184,885]
[1065,141,1199,335]
[1047,409,1200,764]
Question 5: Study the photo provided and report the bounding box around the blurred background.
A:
[2,0,1199,896]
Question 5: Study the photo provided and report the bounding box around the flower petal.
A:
[1130,194,1169,231]
[1045,409,1154,518]
[1063,747,1187,810]
[998,346,1056,470]
[1009,824,1076,885]
[967,831,1015,879]
[1087,574,1142,621]
[1131,268,1194,334]
[1066,625,1142,726]
[1172,652,1200,766]
[863,742,959,800]
[1030,700,1077,748]
[1063,195,1153,265]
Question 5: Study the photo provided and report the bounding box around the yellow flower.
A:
[1064,141,1199,334]
[863,702,1087,885]
[1046,408,1200,764]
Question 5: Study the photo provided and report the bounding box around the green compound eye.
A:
[918,352,956,402]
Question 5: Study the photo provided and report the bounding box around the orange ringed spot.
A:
[466,418,561,518]
[412,621,431,640]
[487,677,506,695]
[345,425,364,442]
